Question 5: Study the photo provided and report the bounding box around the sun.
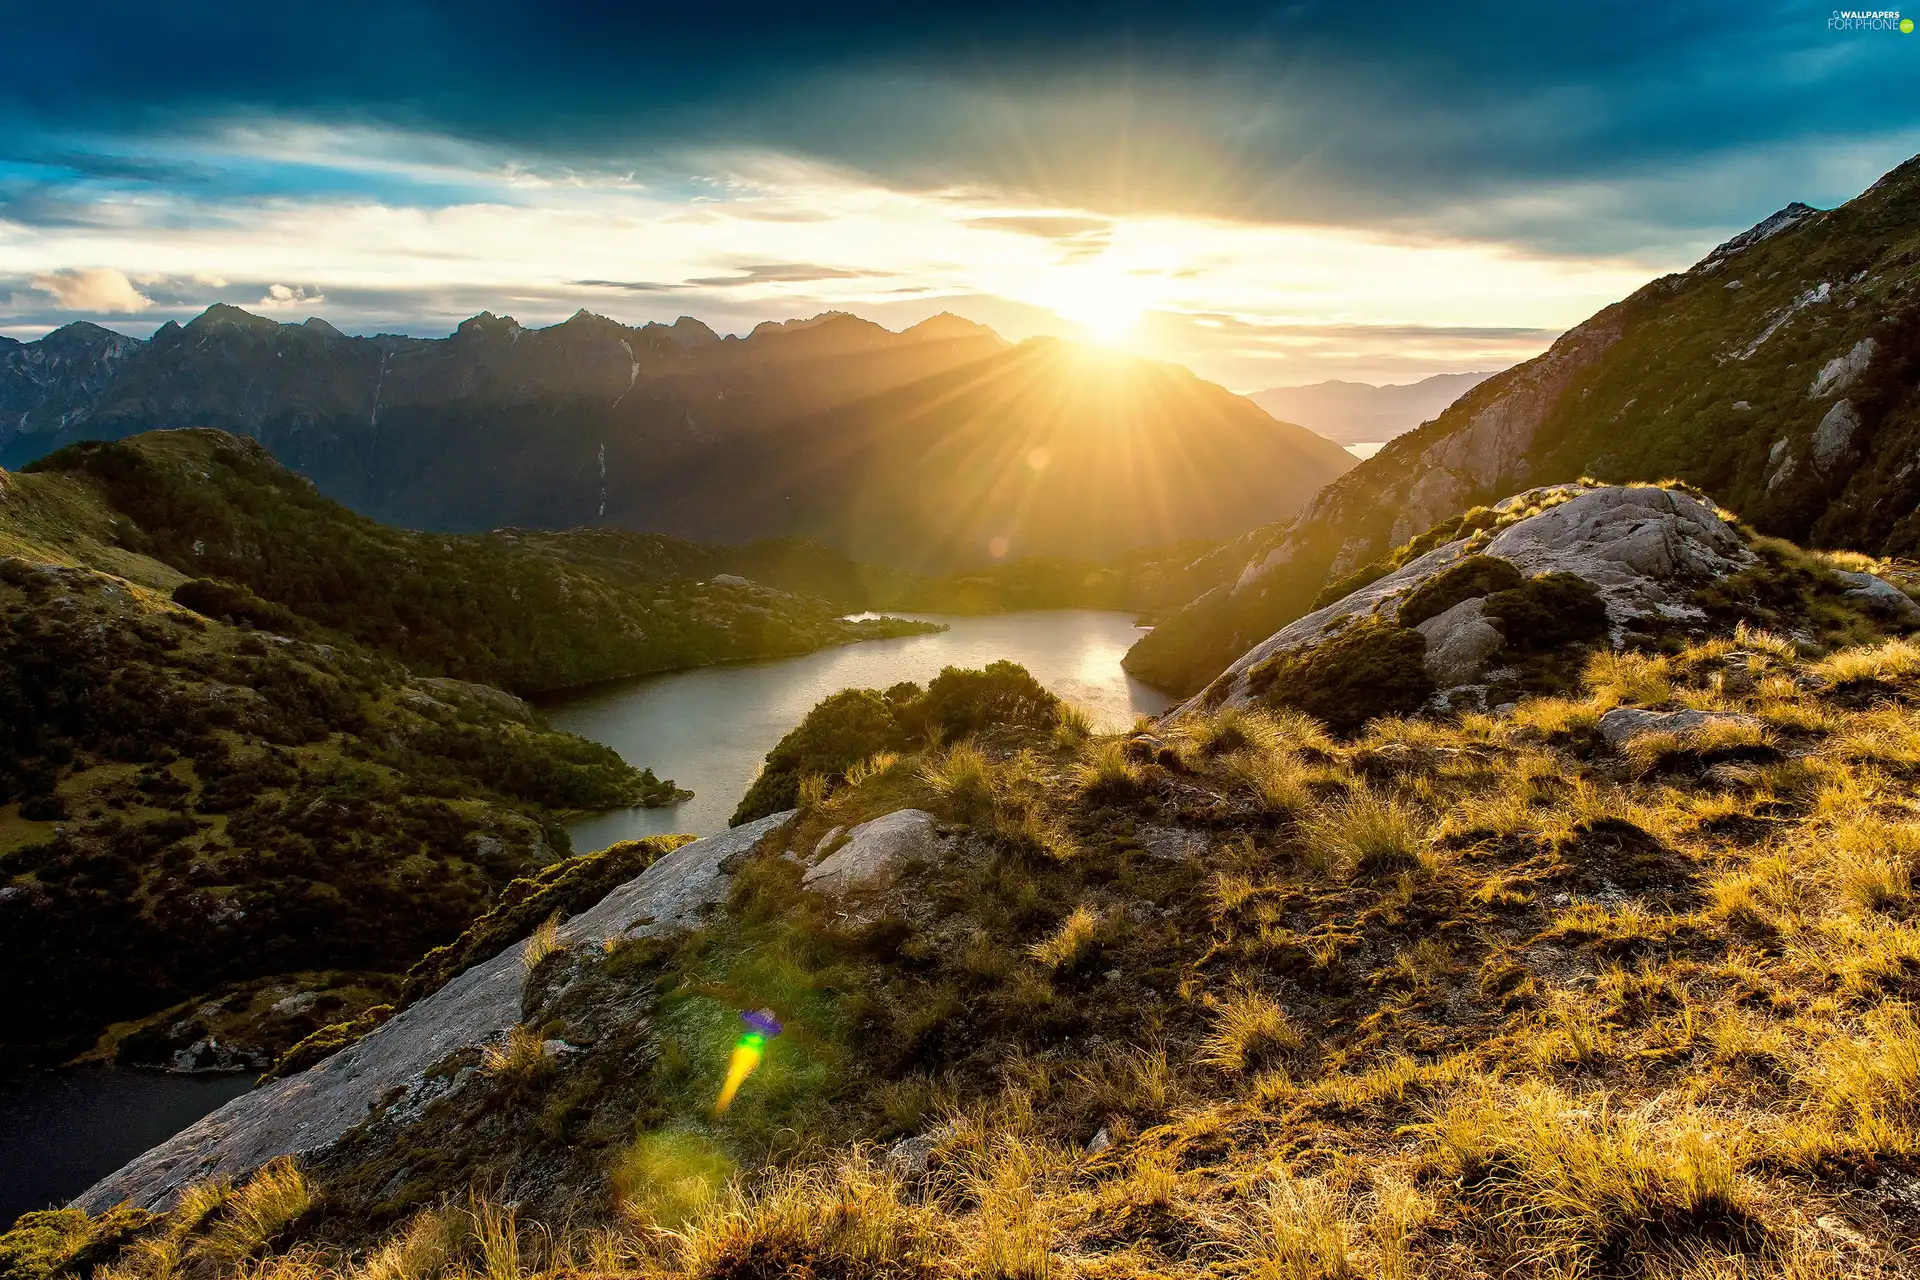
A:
[1045,263,1150,346]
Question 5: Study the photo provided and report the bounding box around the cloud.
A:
[685,263,896,286]
[575,278,679,292]
[30,267,152,312]
[256,282,325,309]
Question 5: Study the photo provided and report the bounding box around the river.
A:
[0,609,1163,1226]
[546,609,1170,846]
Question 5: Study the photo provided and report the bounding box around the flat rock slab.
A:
[74,811,795,1213]
[1597,707,1761,749]
[803,809,941,895]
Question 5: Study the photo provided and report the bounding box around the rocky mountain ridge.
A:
[0,308,1352,573]
[1126,151,1920,696]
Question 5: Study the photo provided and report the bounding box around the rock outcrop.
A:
[74,812,796,1213]
[802,809,943,895]
[1177,485,1758,716]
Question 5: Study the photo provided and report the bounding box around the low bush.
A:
[1247,619,1435,735]
[1483,572,1610,651]
[1395,555,1525,628]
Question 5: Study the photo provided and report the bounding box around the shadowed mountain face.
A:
[0,308,1352,573]
[1126,152,1920,695]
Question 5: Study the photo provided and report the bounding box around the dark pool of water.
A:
[0,1069,254,1227]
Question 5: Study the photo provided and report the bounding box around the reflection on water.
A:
[545,610,1170,847]
[0,1069,254,1228]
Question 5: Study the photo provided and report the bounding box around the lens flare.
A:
[714,1008,782,1113]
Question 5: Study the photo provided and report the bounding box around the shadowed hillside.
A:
[0,311,1351,573]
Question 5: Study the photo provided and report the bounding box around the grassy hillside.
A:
[0,547,679,1069]
[25,510,1920,1277]
[18,430,935,695]
[1128,152,1920,696]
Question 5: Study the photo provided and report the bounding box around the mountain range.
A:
[1249,371,1496,446]
[0,308,1353,574]
[1127,155,1920,694]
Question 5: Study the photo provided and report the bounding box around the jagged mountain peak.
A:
[183,302,280,335]
[453,311,523,340]
[300,316,344,338]
[1699,201,1821,266]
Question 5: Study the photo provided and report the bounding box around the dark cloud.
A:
[575,279,680,292]
[0,2,1914,252]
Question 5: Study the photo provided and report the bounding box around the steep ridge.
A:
[44,482,1920,1280]
[15,429,935,696]
[1128,151,1920,695]
[0,310,1351,572]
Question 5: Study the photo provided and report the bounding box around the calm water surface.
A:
[0,1069,254,1227]
[546,610,1170,847]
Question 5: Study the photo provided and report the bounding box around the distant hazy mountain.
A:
[0,307,1353,573]
[1249,372,1497,446]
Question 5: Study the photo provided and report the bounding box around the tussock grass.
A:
[1071,738,1146,802]
[1223,745,1314,815]
[1200,988,1301,1074]
[1425,1085,1758,1270]
[520,914,563,973]
[481,1024,548,1080]
[1300,790,1428,879]
[199,1160,312,1264]
[1025,904,1101,970]
[1584,649,1674,706]
[919,740,1000,822]
[1813,636,1920,685]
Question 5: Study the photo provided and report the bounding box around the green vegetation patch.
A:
[1483,571,1611,651]
[1396,554,1526,628]
[732,661,1061,824]
[1246,618,1435,734]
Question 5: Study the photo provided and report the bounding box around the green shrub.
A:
[733,663,1061,824]
[1247,619,1434,735]
[171,579,309,636]
[1484,572,1610,651]
[1396,555,1526,628]
[899,661,1061,743]
[732,688,904,824]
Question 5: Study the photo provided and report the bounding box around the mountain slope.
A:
[0,310,1352,572]
[0,511,677,1068]
[16,429,934,696]
[52,485,1920,1280]
[1128,152,1920,695]
[1250,370,1495,446]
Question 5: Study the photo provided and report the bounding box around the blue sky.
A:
[2,1,1916,387]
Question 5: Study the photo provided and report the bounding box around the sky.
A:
[1,2,1916,390]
